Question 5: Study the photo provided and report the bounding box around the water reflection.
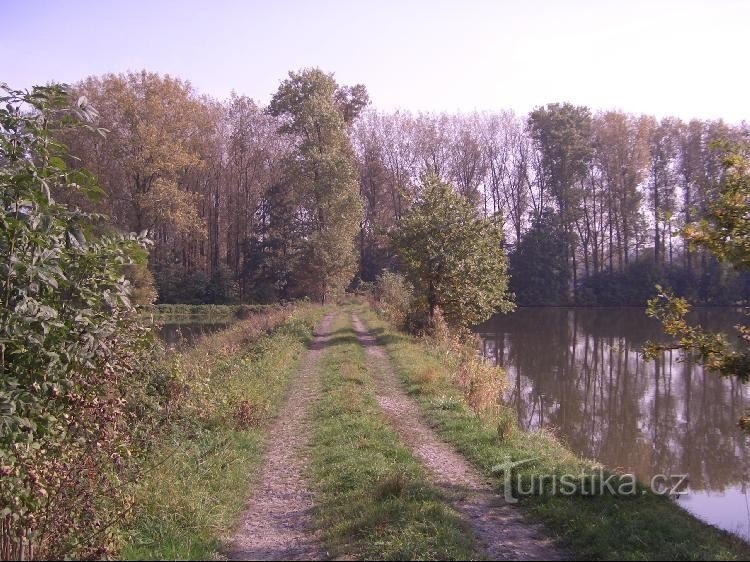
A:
[476,307,750,541]
[157,321,231,349]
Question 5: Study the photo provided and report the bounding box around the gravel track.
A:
[351,313,567,561]
[226,314,334,561]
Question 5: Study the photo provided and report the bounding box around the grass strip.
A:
[357,305,750,561]
[121,305,325,560]
[309,312,477,560]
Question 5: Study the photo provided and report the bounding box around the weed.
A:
[375,472,408,501]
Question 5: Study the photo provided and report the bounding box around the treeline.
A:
[60,70,749,305]
[61,69,366,304]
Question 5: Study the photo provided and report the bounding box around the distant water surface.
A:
[156,319,232,349]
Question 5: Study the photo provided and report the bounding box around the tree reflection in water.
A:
[476,307,750,540]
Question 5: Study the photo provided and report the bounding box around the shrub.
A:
[124,262,158,306]
[402,307,433,336]
[392,175,513,329]
[373,270,413,327]
[0,84,161,559]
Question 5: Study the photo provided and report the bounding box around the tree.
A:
[352,120,397,280]
[268,68,365,302]
[509,210,569,305]
[481,111,530,245]
[449,114,486,206]
[63,72,216,297]
[49,71,750,306]
[646,143,750,430]
[592,111,650,270]
[393,175,514,329]
[241,180,301,302]
[528,103,593,291]
[646,117,679,265]
[413,113,453,182]
[223,94,287,292]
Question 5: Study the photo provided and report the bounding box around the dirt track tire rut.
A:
[226,314,334,561]
[351,313,567,561]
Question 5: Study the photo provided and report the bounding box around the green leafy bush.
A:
[392,175,513,330]
[373,270,413,327]
[0,84,159,559]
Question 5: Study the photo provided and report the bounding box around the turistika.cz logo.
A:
[491,457,688,504]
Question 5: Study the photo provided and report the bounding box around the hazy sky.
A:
[2,0,747,122]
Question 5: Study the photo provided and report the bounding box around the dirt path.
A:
[226,314,334,561]
[351,313,567,561]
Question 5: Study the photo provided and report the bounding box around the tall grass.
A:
[121,304,324,560]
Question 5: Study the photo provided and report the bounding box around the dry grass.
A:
[413,366,439,386]
[427,312,507,416]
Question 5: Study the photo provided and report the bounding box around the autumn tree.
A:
[393,175,514,329]
[64,71,216,293]
[268,68,366,302]
[52,68,750,306]
[646,143,750,430]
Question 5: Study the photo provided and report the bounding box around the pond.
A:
[156,318,233,349]
[475,307,750,542]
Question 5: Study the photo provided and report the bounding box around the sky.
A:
[1,0,747,122]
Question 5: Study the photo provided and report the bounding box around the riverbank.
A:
[121,304,325,560]
[356,304,750,560]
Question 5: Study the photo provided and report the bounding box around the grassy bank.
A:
[357,305,750,561]
[309,313,476,560]
[121,304,325,560]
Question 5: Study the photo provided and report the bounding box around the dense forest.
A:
[57,69,749,306]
